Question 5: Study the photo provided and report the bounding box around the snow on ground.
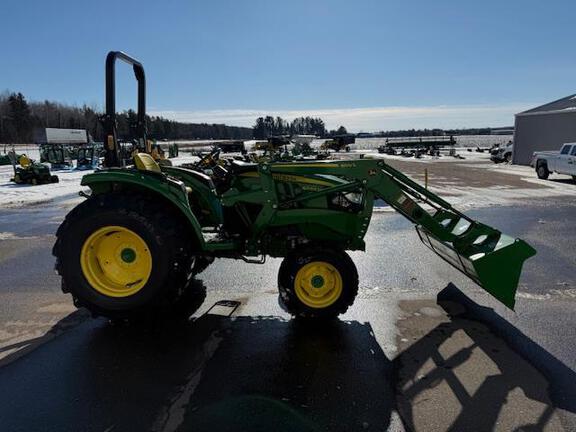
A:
[0,165,91,208]
[1,147,574,210]
[426,160,576,210]
[365,147,492,164]
[0,154,200,208]
[367,151,576,210]
[432,181,576,210]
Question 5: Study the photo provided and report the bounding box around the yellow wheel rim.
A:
[294,261,343,309]
[80,226,152,297]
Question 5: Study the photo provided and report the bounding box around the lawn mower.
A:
[53,52,536,320]
[10,152,59,185]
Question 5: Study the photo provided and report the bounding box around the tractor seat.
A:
[19,155,31,168]
[229,159,258,174]
[133,153,161,173]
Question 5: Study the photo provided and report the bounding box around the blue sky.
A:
[2,0,575,131]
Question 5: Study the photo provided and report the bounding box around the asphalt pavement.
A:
[0,195,574,431]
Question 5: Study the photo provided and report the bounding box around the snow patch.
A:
[0,232,39,240]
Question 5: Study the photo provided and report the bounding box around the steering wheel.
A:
[195,148,221,169]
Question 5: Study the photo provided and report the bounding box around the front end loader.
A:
[53,52,536,320]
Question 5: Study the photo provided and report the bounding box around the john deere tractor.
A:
[10,153,59,185]
[53,52,536,320]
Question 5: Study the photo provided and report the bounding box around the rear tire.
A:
[278,247,358,319]
[53,193,195,319]
[537,162,549,179]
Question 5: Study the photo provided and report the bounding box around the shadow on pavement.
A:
[0,309,90,368]
[394,284,573,431]
[547,178,576,185]
[0,280,394,432]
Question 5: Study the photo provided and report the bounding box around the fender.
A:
[81,170,206,248]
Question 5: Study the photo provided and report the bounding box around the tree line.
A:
[252,115,348,139]
[0,91,253,144]
[0,90,505,145]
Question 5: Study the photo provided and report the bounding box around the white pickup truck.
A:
[532,143,576,180]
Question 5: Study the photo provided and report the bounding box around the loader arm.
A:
[369,161,536,309]
[271,159,536,309]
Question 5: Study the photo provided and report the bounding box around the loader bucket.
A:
[415,221,536,309]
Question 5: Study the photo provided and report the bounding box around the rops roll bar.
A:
[103,51,147,167]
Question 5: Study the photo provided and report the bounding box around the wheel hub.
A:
[311,275,324,288]
[294,261,343,309]
[121,247,137,263]
[80,226,152,297]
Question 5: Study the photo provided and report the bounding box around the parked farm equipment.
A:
[322,134,355,152]
[1,145,22,166]
[53,52,536,320]
[10,152,59,185]
[40,144,73,170]
[76,145,100,170]
[378,136,455,156]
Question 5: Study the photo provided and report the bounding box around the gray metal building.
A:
[513,95,576,165]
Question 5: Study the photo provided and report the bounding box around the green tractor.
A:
[39,144,73,170]
[53,52,536,320]
[10,153,59,185]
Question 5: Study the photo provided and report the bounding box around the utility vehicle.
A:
[53,52,536,320]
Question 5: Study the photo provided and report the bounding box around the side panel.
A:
[546,156,559,172]
[81,171,205,248]
[162,166,224,225]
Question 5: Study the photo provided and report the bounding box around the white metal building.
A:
[513,95,576,165]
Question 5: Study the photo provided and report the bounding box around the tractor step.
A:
[202,231,237,252]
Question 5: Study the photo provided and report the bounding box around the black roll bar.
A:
[103,51,147,167]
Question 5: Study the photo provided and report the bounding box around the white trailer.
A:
[35,128,88,145]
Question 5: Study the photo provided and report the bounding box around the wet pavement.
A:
[0,196,575,431]
[0,303,395,432]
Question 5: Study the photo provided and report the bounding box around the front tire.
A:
[278,247,358,319]
[53,193,195,319]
